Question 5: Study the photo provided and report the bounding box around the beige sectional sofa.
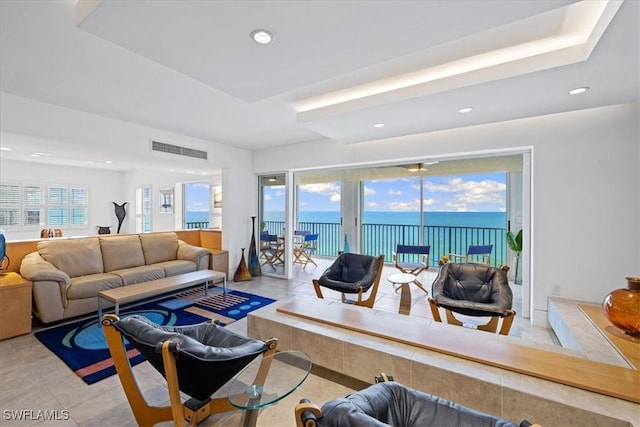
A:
[20,232,211,323]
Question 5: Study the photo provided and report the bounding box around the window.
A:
[0,182,89,230]
[136,186,152,233]
[0,183,20,228]
[23,183,45,228]
[48,185,68,227]
[71,186,89,227]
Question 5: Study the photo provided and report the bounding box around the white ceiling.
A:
[0,0,638,172]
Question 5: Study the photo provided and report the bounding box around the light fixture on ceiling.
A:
[458,107,472,113]
[569,86,589,95]
[373,123,385,128]
[268,177,277,182]
[407,163,427,172]
[0,147,13,151]
[251,29,273,45]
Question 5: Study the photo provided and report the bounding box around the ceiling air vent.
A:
[150,140,208,160]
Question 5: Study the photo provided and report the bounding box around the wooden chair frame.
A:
[312,255,385,309]
[293,234,318,269]
[428,299,516,335]
[102,314,278,426]
[392,244,430,293]
[428,265,515,335]
[260,234,284,268]
[294,372,541,427]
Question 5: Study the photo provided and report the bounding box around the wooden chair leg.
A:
[444,309,464,327]
[428,298,442,322]
[102,315,173,427]
[161,341,189,426]
[312,279,325,299]
[476,316,500,333]
[295,402,322,427]
[498,310,516,335]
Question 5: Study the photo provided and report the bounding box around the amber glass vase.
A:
[602,277,640,337]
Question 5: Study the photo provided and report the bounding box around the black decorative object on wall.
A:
[97,226,111,235]
[248,216,261,277]
[113,202,127,234]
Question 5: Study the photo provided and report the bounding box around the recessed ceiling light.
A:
[458,107,472,113]
[105,160,113,164]
[251,29,273,45]
[373,123,385,128]
[569,86,589,95]
[0,147,13,151]
[34,152,52,156]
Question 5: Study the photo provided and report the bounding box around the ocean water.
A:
[185,211,210,223]
[265,211,506,229]
[190,210,508,265]
[187,210,506,228]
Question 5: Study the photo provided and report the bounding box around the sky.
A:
[294,172,507,212]
[185,172,507,214]
[184,182,210,212]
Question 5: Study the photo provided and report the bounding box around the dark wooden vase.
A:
[248,216,261,277]
[233,248,252,282]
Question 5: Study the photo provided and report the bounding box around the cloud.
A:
[300,182,341,203]
[423,198,437,206]
[264,194,272,201]
[363,186,376,196]
[424,176,505,209]
[190,183,209,189]
[425,177,505,194]
[387,199,421,211]
[387,189,402,196]
[367,202,379,208]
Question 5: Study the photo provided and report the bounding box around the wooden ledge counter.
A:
[277,299,640,404]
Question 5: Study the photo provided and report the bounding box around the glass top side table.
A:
[387,273,418,315]
[227,350,312,427]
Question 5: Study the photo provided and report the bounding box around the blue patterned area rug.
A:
[34,289,275,385]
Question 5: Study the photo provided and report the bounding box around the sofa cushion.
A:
[154,260,197,277]
[38,237,104,278]
[140,233,179,265]
[67,273,124,300]
[100,235,146,272]
[110,265,165,286]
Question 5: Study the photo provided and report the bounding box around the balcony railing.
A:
[263,220,508,267]
[185,221,209,229]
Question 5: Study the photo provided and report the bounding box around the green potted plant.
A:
[507,229,523,284]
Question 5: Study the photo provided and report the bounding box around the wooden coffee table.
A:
[98,269,226,321]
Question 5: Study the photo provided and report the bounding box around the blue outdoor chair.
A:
[294,233,318,268]
[392,244,430,293]
[449,244,493,265]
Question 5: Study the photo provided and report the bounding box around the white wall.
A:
[254,103,640,325]
[0,160,123,240]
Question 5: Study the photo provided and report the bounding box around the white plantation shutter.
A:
[23,183,45,228]
[70,186,88,227]
[0,182,90,231]
[48,184,69,227]
[0,183,20,228]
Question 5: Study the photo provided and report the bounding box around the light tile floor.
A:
[0,258,558,426]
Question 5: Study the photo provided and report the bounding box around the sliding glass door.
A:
[258,174,287,277]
